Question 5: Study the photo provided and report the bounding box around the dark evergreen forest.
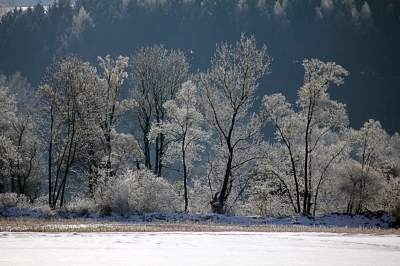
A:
[0,0,399,134]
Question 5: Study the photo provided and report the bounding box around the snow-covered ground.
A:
[0,205,397,229]
[1,232,400,265]
[1,207,399,265]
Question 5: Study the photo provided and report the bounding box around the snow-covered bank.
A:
[0,205,397,229]
[1,232,400,266]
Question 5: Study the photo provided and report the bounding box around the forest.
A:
[0,0,400,218]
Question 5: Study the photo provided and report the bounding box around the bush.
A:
[124,168,181,213]
[65,196,95,217]
[186,175,212,213]
[381,177,400,217]
[0,193,30,208]
[93,168,181,216]
[0,193,19,207]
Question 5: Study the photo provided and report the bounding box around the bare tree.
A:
[197,34,271,214]
[262,59,349,215]
[37,55,103,208]
[0,83,17,194]
[128,45,190,176]
[0,72,43,200]
[97,55,129,178]
[343,119,389,213]
[149,81,209,212]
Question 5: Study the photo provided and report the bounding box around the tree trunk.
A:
[182,143,188,212]
[48,107,54,208]
[216,149,233,214]
[144,136,151,170]
[157,133,165,177]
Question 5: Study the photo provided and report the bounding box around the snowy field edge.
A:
[1,206,398,231]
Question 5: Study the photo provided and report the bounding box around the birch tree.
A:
[197,34,271,214]
[149,81,209,212]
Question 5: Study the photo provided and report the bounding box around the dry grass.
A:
[0,218,399,235]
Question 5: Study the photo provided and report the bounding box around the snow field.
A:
[1,232,400,266]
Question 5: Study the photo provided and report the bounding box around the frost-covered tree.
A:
[0,84,17,193]
[197,34,271,214]
[260,93,303,214]
[70,6,94,39]
[37,55,104,208]
[0,81,16,134]
[62,6,95,51]
[110,132,142,174]
[381,133,400,216]
[297,59,349,215]
[97,54,130,177]
[129,45,189,176]
[251,142,300,216]
[308,130,353,215]
[355,120,388,171]
[262,59,349,215]
[38,54,138,208]
[340,119,389,213]
[149,80,209,211]
[0,72,43,200]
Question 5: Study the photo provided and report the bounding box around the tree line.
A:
[1,34,399,217]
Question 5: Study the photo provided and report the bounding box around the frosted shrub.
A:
[248,192,290,217]
[338,163,386,214]
[32,195,50,208]
[227,201,259,217]
[92,173,124,216]
[0,193,32,208]
[188,176,212,213]
[29,195,56,218]
[0,193,19,207]
[108,178,130,216]
[381,177,400,218]
[247,175,297,217]
[0,193,57,218]
[94,168,181,215]
[123,168,181,213]
[66,196,96,216]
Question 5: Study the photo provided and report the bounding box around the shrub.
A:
[0,193,31,208]
[187,176,213,214]
[93,168,181,215]
[0,193,19,207]
[65,196,95,217]
[123,168,181,213]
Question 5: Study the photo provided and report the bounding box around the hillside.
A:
[0,0,399,133]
